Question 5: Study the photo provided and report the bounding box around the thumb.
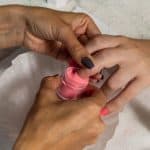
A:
[59,25,94,69]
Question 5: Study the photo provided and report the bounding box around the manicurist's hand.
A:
[84,35,150,115]
[0,5,101,69]
[13,75,106,150]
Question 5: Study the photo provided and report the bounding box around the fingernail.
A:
[81,57,94,69]
[100,107,110,116]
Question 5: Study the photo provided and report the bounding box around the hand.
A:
[84,35,150,115]
[23,6,101,68]
[0,5,101,69]
[13,75,106,150]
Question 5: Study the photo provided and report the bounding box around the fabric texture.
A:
[0,0,150,150]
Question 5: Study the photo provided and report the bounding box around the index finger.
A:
[86,15,101,37]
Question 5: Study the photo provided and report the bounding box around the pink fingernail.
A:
[100,108,110,116]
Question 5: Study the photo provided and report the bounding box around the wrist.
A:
[0,5,26,49]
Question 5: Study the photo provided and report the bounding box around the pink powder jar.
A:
[57,67,89,100]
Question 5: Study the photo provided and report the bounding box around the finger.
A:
[61,12,101,37]
[85,15,101,37]
[79,47,122,77]
[107,68,136,91]
[24,31,72,61]
[85,34,124,54]
[36,75,61,106]
[40,75,60,90]
[59,24,95,69]
[78,35,89,45]
[101,78,146,115]
[79,47,121,76]
[94,47,123,69]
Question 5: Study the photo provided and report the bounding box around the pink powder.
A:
[57,67,89,100]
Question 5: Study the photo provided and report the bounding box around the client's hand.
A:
[13,75,106,150]
[83,35,150,115]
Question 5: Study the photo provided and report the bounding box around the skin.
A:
[0,5,105,149]
[0,4,150,145]
[0,5,100,66]
[13,75,106,150]
[83,35,150,114]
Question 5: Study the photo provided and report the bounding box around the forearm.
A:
[0,5,26,49]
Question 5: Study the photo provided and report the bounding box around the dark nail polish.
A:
[81,57,94,69]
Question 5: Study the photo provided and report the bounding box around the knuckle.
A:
[79,13,94,24]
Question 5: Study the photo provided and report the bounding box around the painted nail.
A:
[81,57,94,69]
[100,107,110,116]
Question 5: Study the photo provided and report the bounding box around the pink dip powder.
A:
[57,67,89,100]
